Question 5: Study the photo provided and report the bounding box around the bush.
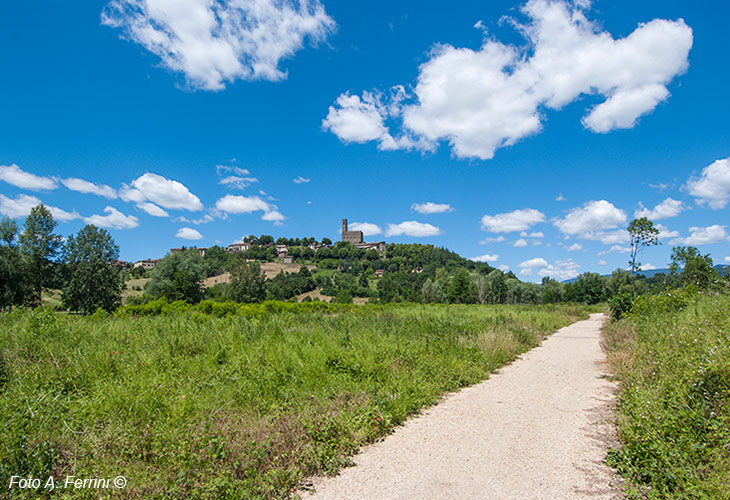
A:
[608,292,633,320]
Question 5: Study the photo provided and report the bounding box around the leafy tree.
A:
[321,237,332,246]
[446,268,477,304]
[227,260,266,303]
[0,217,18,246]
[565,273,606,304]
[627,217,660,274]
[540,277,564,304]
[18,204,63,305]
[0,220,27,310]
[62,225,124,314]
[484,270,508,304]
[146,249,206,303]
[669,246,717,289]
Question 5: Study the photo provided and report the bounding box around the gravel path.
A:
[302,313,622,500]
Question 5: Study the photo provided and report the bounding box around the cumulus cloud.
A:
[481,208,545,233]
[261,210,285,224]
[215,194,270,214]
[385,221,442,237]
[137,202,169,217]
[61,177,117,198]
[349,222,382,236]
[411,202,454,214]
[520,231,544,238]
[656,223,679,239]
[0,164,57,191]
[520,257,549,269]
[324,0,692,159]
[554,200,626,236]
[498,264,510,272]
[121,173,203,211]
[598,260,608,266]
[471,253,499,263]
[176,227,203,240]
[537,258,581,281]
[581,230,630,245]
[725,256,730,264]
[0,194,79,222]
[293,176,310,184]
[513,239,528,247]
[566,243,582,252]
[671,225,728,245]
[84,206,139,229]
[686,157,730,209]
[634,197,685,220]
[102,0,335,91]
[598,245,631,256]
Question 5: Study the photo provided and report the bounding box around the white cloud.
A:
[480,236,506,244]
[513,239,528,247]
[581,229,630,245]
[566,243,582,252]
[261,210,285,224]
[0,164,57,191]
[481,208,545,233]
[219,175,258,189]
[349,222,382,236]
[137,202,169,217]
[554,200,626,236]
[537,258,581,281]
[293,176,310,184]
[519,268,533,277]
[520,231,544,238]
[686,157,730,209]
[121,173,203,211]
[192,214,214,225]
[85,206,139,229]
[102,0,335,91]
[556,194,566,201]
[642,263,657,270]
[498,264,510,272]
[598,245,631,256]
[0,194,79,222]
[385,221,442,237]
[61,177,117,199]
[324,0,692,159]
[598,260,608,266]
[471,253,499,263]
[411,202,454,214]
[671,225,728,245]
[725,256,730,264]
[634,197,685,220]
[215,194,270,214]
[176,227,203,240]
[520,257,549,269]
[656,223,679,239]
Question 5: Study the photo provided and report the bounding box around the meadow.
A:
[603,292,730,499]
[0,302,587,499]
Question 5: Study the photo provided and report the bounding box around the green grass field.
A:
[0,303,587,499]
[603,293,730,499]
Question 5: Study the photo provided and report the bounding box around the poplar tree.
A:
[18,205,62,305]
[62,225,124,314]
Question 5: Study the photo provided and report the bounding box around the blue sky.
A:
[0,0,728,281]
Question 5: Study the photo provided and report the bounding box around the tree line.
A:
[2,207,726,313]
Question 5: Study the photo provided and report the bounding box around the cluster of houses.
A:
[131,218,386,270]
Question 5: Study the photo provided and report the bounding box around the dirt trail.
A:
[302,313,622,500]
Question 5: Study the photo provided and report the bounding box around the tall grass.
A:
[0,303,586,499]
[603,293,730,499]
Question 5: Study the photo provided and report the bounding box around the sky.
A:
[1,0,729,282]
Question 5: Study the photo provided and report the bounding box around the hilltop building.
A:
[341,219,363,244]
[133,259,158,270]
[341,218,387,254]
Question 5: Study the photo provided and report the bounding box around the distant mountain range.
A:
[564,265,730,283]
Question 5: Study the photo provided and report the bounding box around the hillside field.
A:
[0,303,589,499]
